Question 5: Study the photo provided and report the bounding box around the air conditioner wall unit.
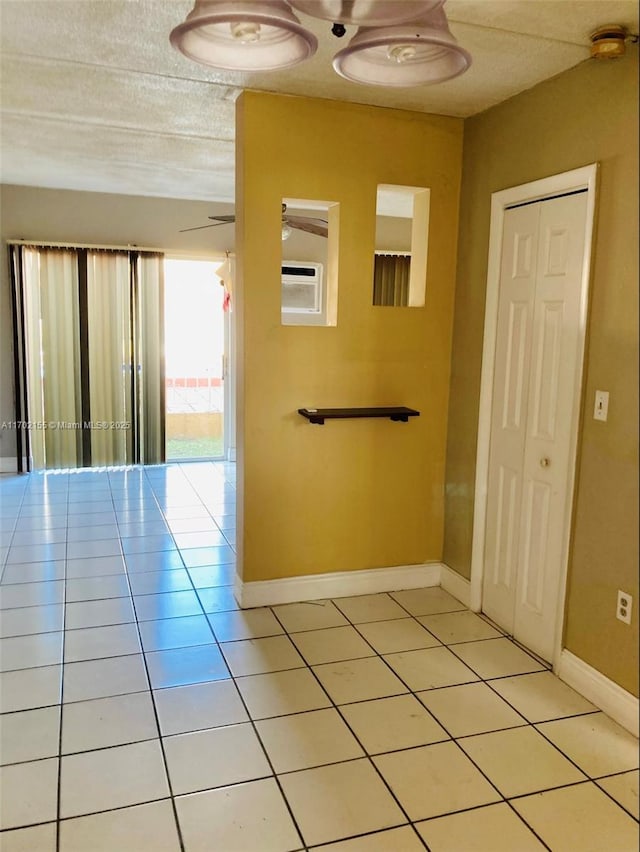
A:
[281,261,325,325]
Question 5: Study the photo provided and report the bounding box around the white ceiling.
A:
[0,1,637,203]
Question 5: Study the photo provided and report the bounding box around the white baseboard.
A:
[0,456,18,474]
[557,649,639,737]
[440,563,473,609]
[236,562,443,609]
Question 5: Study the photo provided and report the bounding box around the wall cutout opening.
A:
[373,184,430,307]
[281,197,339,326]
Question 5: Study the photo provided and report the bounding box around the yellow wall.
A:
[444,53,639,695]
[236,92,463,582]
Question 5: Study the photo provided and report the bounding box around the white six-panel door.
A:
[482,191,588,661]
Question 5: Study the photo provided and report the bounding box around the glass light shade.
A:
[170,1,317,71]
[333,5,471,86]
[281,223,293,240]
[289,0,441,26]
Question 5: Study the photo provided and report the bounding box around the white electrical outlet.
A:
[594,390,609,422]
[616,590,633,625]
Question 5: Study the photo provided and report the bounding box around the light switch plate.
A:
[594,390,609,422]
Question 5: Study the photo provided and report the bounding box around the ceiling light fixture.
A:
[333,4,471,86]
[170,0,470,86]
[169,1,317,71]
[288,1,440,27]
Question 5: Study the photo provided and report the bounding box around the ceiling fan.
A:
[180,203,328,239]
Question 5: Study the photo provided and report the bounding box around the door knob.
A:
[540,457,551,468]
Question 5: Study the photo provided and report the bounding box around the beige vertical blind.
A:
[22,248,82,468]
[87,251,133,466]
[373,253,411,306]
[9,244,165,470]
[134,252,165,464]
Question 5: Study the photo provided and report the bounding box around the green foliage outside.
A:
[166,436,224,460]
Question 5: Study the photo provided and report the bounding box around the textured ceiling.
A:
[0,0,637,202]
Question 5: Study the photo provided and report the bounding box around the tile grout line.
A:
[391,608,634,838]
[324,602,518,841]
[117,466,189,852]
[477,668,640,819]
[200,657,312,851]
[1,465,637,844]
[0,480,32,585]
[55,475,71,852]
[160,459,289,845]
[591,776,640,823]
[281,596,572,849]
[144,462,282,850]
[334,603,560,851]
[326,596,611,848]
[266,602,430,851]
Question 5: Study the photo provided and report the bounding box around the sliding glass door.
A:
[10,244,165,471]
[164,259,225,461]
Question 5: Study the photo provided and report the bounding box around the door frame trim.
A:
[223,256,237,462]
[469,163,599,670]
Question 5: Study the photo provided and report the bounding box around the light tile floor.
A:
[0,462,638,851]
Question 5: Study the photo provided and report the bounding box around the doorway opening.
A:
[164,258,227,462]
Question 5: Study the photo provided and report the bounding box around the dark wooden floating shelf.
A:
[298,406,420,425]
